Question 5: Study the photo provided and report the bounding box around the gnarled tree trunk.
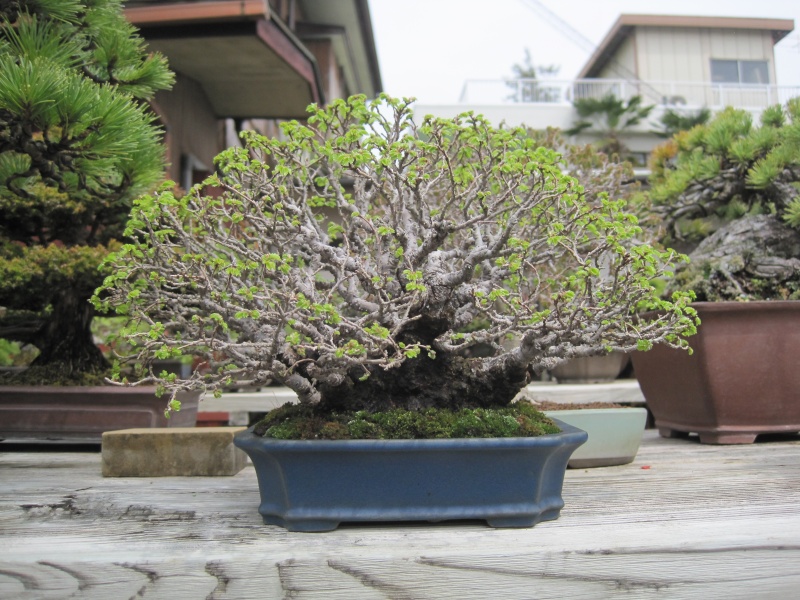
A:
[310,318,529,411]
[668,214,800,301]
[31,290,109,375]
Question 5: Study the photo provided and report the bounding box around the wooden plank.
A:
[1,432,799,598]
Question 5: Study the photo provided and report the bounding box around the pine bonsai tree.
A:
[96,95,695,428]
[0,0,174,380]
[645,101,800,301]
[566,94,654,160]
[652,107,711,138]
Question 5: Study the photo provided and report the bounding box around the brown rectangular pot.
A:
[0,386,201,442]
[631,301,800,444]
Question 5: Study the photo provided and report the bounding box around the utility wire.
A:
[517,0,665,102]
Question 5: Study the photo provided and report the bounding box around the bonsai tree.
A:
[528,127,639,205]
[96,95,695,429]
[566,94,654,161]
[644,101,800,301]
[652,107,711,138]
[0,0,174,380]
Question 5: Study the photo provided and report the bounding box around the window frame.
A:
[710,59,770,85]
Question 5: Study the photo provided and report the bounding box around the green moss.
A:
[0,364,111,386]
[253,401,561,440]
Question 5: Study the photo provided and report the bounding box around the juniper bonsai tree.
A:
[645,101,800,301]
[0,0,174,379]
[96,95,696,423]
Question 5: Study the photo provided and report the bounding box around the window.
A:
[711,60,769,84]
[740,61,769,84]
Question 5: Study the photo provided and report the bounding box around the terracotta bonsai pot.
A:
[0,386,201,442]
[233,418,587,532]
[631,301,800,444]
[550,352,629,383]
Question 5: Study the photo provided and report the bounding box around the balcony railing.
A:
[459,78,800,109]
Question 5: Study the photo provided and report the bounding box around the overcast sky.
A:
[367,0,800,104]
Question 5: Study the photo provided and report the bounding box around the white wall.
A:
[412,102,669,160]
[634,26,775,83]
[413,104,575,132]
[598,35,638,79]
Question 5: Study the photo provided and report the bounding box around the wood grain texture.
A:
[2,430,799,599]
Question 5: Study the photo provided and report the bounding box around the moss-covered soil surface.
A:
[253,400,561,440]
[0,365,111,386]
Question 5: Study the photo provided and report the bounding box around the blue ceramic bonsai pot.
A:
[234,418,587,532]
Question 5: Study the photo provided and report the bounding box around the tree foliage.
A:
[652,107,711,138]
[566,94,654,159]
[96,95,696,412]
[643,101,800,301]
[0,0,173,378]
[528,127,639,205]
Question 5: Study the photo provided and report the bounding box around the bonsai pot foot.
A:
[656,421,764,445]
[658,422,759,445]
[263,516,340,532]
[486,510,560,528]
[657,427,690,439]
[699,432,758,445]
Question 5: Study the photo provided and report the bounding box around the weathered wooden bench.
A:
[2,429,799,598]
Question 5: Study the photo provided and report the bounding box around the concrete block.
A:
[102,427,248,477]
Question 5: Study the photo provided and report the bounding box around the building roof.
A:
[298,0,383,101]
[125,0,382,119]
[578,14,795,78]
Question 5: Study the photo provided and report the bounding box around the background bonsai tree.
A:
[644,101,800,301]
[0,0,174,380]
[528,127,639,205]
[652,107,711,139]
[97,95,695,419]
[566,94,654,161]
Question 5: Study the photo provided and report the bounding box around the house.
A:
[124,0,382,189]
[577,15,794,108]
[416,14,796,164]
